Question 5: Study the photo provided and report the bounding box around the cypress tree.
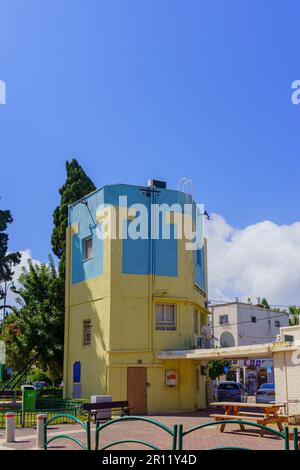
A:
[51,159,96,307]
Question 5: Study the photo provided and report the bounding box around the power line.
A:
[208,299,300,309]
[212,312,289,329]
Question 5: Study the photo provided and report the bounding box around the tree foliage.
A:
[2,160,96,378]
[261,298,270,309]
[289,306,300,326]
[208,360,231,380]
[2,256,64,377]
[0,209,21,283]
[51,159,96,281]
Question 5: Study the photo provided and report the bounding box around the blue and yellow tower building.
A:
[63,180,209,412]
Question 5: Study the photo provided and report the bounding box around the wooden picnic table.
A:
[210,401,287,434]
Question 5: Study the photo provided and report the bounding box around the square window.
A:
[251,316,257,323]
[156,304,176,330]
[219,314,228,325]
[83,320,92,345]
[83,237,93,260]
[284,334,294,342]
[275,320,280,328]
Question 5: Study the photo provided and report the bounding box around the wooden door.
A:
[127,367,147,414]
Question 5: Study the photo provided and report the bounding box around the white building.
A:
[274,325,300,416]
[209,299,289,391]
[160,327,300,416]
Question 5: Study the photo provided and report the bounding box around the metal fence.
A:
[0,400,84,428]
[95,416,178,450]
[42,414,300,451]
[177,419,291,450]
[43,414,91,450]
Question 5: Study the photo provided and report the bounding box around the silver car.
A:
[217,381,248,402]
[255,383,275,403]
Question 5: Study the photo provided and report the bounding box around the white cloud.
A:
[4,250,41,310]
[206,214,300,307]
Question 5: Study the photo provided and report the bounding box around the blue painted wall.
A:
[122,213,178,277]
[69,183,206,286]
[69,189,104,284]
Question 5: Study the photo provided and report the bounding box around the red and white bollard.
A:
[36,414,46,449]
[5,412,15,442]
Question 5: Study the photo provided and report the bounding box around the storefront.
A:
[226,358,274,393]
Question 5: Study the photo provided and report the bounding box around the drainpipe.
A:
[149,191,155,360]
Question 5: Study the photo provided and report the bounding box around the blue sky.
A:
[0,0,300,269]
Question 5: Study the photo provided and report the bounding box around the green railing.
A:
[0,409,81,428]
[95,416,178,450]
[177,419,291,450]
[43,414,91,450]
[37,413,300,451]
[36,398,82,413]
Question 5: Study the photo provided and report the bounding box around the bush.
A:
[38,387,63,398]
[29,369,52,385]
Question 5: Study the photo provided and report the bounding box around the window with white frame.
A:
[156,304,176,330]
[83,236,93,260]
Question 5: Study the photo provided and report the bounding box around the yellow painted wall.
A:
[63,208,209,411]
[106,360,206,412]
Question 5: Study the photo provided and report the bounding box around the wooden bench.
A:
[210,413,288,423]
[210,413,289,436]
[211,413,258,420]
[83,400,131,421]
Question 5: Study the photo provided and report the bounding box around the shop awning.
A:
[158,341,296,361]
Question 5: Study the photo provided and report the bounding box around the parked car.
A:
[32,380,48,389]
[255,383,275,404]
[217,381,248,402]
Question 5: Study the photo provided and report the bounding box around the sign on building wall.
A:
[165,370,178,387]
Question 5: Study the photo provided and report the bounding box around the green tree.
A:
[51,159,96,281]
[0,209,21,282]
[3,256,64,377]
[208,360,231,380]
[261,298,270,309]
[289,306,300,326]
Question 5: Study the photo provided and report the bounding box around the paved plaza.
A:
[0,410,296,451]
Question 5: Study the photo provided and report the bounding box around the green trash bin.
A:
[21,385,37,411]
